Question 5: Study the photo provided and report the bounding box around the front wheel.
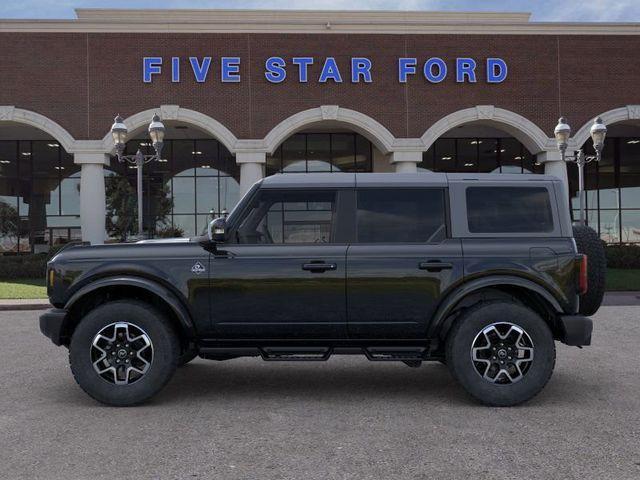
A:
[446,301,556,407]
[69,300,179,406]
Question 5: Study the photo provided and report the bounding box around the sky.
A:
[1,0,639,22]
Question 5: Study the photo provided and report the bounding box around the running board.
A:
[199,346,430,362]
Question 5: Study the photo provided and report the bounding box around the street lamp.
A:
[110,114,165,238]
[554,116,607,226]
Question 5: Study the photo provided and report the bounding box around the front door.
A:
[347,188,464,338]
[209,188,348,339]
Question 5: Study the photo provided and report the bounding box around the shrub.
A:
[0,244,74,280]
[605,244,640,269]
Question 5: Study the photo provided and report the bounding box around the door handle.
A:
[418,261,453,272]
[302,262,337,273]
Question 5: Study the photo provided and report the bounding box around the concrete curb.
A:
[0,300,51,311]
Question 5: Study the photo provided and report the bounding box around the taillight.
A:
[578,254,588,295]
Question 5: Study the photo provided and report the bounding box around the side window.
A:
[466,186,554,233]
[356,188,446,243]
[236,190,336,244]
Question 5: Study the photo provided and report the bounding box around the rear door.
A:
[346,187,464,339]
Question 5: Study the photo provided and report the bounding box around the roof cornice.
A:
[0,9,639,35]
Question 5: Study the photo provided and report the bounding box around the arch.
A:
[263,106,396,155]
[100,105,239,155]
[572,105,640,148]
[0,106,76,152]
[420,105,553,154]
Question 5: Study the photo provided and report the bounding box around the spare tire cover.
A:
[572,224,606,316]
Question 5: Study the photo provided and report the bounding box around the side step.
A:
[199,346,432,362]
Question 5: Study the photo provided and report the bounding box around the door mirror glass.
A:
[208,217,227,243]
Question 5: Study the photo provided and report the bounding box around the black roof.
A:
[259,172,559,189]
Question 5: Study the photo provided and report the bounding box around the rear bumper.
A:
[558,315,593,346]
[39,308,68,346]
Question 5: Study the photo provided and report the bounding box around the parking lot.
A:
[1,307,639,480]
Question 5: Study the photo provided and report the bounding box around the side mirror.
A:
[208,217,226,243]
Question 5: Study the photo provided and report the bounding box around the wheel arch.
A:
[60,276,196,347]
[429,276,565,341]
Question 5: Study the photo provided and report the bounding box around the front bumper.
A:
[558,315,593,346]
[39,308,68,346]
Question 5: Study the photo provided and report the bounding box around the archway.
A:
[0,117,79,253]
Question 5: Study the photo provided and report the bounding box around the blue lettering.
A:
[424,58,447,83]
[292,57,314,82]
[456,58,477,83]
[265,56,287,83]
[398,58,417,83]
[351,57,372,83]
[221,57,241,83]
[143,57,162,83]
[189,57,211,83]
[319,57,343,83]
[487,58,508,83]
[171,57,180,83]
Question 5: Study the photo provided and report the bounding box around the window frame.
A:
[449,181,564,238]
[352,187,450,244]
[228,187,348,245]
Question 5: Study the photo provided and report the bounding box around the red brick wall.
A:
[1,31,639,142]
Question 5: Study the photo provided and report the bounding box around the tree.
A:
[0,201,21,250]
[105,175,174,242]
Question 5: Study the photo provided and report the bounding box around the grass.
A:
[0,278,47,299]
[0,270,637,300]
[605,269,640,292]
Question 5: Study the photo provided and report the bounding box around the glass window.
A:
[499,138,524,173]
[196,176,219,214]
[332,134,355,172]
[466,187,554,233]
[0,141,18,177]
[237,190,335,244]
[456,139,478,171]
[621,210,640,244]
[620,137,640,208]
[306,134,331,172]
[434,138,455,172]
[356,188,446,243]
[355,134,372,172]
[478,139,499,173]
[282,135,306,173]
[172,177,195,213]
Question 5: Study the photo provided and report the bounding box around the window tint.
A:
[356,189,446,243]
[237,190,335,244]
[466,187,554,233]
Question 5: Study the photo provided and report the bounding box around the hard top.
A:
[259,172,561,189]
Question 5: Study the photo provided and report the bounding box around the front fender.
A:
[427,275,565,338]
[64,276,196,338]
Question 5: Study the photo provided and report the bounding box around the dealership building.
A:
[1,8,640,251]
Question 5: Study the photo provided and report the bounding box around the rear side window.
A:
[466,186,554,233]
[356,188,446,243]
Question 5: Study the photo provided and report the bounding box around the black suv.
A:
[40,173,597,407]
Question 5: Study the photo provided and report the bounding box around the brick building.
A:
[0,9,639,249]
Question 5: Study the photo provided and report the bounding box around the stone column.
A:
[75,152,110,245]
[537,151,569,197]
[237,151,266,196]
[390,151,422,173]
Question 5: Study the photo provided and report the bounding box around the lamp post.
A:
[554,116,607,225]
[110,114,166,238]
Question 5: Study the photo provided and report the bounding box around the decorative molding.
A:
[160,104,180,120]
[263,105,396,154]
[572,105,640,148]
[0,106,76,152]
[0,106,15,121]
[100,106,239,154]
[421,106,552,154]
[320,105,339,120]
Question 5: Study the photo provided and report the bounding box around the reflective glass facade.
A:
[419,137,542,174]
[266,133,373,174]
[0,140,81,253]
[569,137,640,243]
[112,139,240,238]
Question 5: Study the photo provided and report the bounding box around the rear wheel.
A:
[572,224,606,316]
[69,300,179,406]
[446,301,555,407]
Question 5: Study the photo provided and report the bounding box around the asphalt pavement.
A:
[1,308,639,480]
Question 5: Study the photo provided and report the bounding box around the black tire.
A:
[446,301,556,407]
[69,300,179,406]
[178,348,198,367]
[573,224,606,316]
